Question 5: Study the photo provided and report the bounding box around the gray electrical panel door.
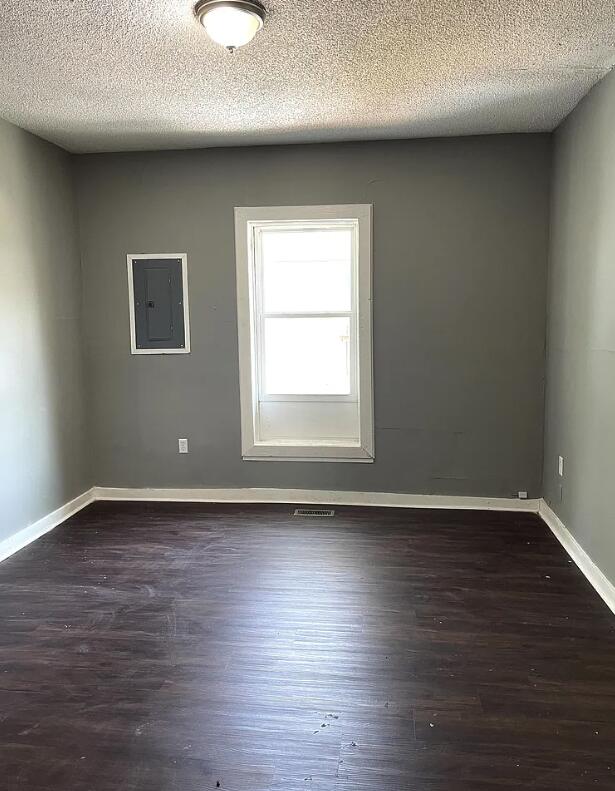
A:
[131,257,186,351]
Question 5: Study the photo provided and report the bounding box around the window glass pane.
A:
[264,317,351,395]
[262,228,352,313]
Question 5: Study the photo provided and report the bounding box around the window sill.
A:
[242,442,374,463]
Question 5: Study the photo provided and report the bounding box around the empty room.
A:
[1,1,615,789]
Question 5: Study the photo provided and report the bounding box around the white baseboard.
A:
[0,488,95,564]
[93,486,539,512]
[0,486,537,566]
[5,488,612,617]
[539,499,615,616]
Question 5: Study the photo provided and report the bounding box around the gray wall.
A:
[543,69,615,583]
[0,118,90,544]
[76,135,551,496]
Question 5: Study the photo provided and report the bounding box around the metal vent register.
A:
[293,508,335,518]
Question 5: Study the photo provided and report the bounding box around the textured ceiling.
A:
[1,1,614,153]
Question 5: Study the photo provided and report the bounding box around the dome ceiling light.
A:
[195,0,266,52]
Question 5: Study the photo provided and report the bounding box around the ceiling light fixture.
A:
[195,0,266,52]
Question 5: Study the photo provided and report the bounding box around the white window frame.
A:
[234,205,374,462]
[127,253,191,355]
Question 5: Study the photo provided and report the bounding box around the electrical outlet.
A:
[558,455,564,477]
[518,491,528,500]
[178,438,189,454]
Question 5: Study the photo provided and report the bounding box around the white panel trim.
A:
[539,500,615,616]
[0,488,95,564]
[127,253,191,355]
[93,486,538,511]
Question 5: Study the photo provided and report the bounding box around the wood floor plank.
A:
[1,501,614,790]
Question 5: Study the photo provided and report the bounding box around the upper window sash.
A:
[251,220,359,403]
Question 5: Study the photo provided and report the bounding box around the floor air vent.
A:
[293,508,335,518]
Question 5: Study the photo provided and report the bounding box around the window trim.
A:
[234,205,374,462]
[127,253,191,355]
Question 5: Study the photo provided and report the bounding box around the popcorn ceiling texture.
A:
[1,0,614,153]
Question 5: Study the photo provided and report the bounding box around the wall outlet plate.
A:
[518,491,528,499]
[558,455,564,477]
[178,438,189,454]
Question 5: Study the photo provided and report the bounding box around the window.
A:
[235,205,374,461]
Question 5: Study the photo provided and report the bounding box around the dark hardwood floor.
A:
[1,502,614,790]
